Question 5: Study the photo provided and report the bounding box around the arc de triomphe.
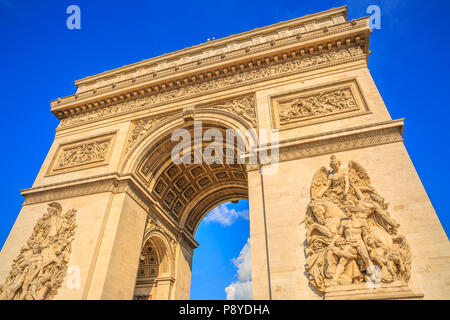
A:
[0,6,449,300]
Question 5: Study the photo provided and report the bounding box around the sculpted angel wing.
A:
[310,166,328,199]
[348,160,373,190]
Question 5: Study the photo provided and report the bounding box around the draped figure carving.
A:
[304,155,411,293]
[0,203,77,300]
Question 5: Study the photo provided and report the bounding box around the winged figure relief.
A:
[303,155,412,293]
[0,203,77,300]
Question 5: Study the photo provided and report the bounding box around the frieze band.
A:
[58,46,365,128]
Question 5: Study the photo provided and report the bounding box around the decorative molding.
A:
[182,106,195,122]
[123,94,256,161]
[51,7,369,115]
[121,104,257,173]
[56,46,365,128]
[71,8,351,95]
[205,94,256,127]
[0,203,77,300]
[276,121,404,163]
[144,217,178,269]
[21,174,152,213]
[47,133,116,175]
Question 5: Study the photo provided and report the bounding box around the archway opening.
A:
[190,199,252,300]
[133,235,172,300]
[129,118,255,300]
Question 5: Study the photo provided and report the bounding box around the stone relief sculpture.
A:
[125,118,161,154]
[0,203,77,300]
[279,88,358,123]
[55,140,111,170]
[303,155,411,293]
[211,95,256,127]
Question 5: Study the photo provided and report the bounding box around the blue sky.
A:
[0,0,449,300]
[191,201,251,300]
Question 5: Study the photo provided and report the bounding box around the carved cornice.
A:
[72,6,350,95]
[52,9,370,129]
[55,45,366,129]
[259,119,404,163]
[21,173,187,242]
[21,174,151,212]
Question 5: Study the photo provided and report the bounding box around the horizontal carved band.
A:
[277,121,404,162]
[58,46,365,128]
[22,175,150,213]
[72,9,351,95]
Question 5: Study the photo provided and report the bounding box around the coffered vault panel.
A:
[135,125,248,233]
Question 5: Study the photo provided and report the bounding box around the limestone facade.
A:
[0,6,448,300]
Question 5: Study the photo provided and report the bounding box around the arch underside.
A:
[134,238,163,300]
[135,123,249,236]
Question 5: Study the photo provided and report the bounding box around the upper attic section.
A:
[51,6,371,126]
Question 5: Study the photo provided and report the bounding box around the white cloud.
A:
[232,238,252,282]
[225,280,252,300]
[225,238,252,300]
[203,202,248,226]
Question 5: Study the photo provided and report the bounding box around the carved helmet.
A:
[47,202,62,214]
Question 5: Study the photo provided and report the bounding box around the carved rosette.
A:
[0,203,77,300]
[303,155,412,294]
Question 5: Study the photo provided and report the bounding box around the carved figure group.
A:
[0,203,77,300]
[56,141,110,169]
[280,88,358,123]
[304,155,411,292]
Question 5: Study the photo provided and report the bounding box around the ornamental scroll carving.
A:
[0,203,77,300]
[279,87,358,124]
[60,46,364,127]
[303,155,412,293]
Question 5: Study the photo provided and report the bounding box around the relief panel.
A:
[0,203,77,300]
[47,132,116,175]
[270,79,370,129]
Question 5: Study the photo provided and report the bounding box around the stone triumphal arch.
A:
[1,6,449,300]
